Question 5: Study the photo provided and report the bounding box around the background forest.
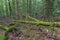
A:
[0,0,60,21]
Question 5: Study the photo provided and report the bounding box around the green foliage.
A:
[0,0,60,21]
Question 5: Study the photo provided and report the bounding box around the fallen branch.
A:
[22,14,40,22]
[28,16,40,22]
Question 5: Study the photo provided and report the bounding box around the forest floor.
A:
[4,24,60,40]
[0,17,60,40]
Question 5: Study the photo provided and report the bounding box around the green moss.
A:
[0,34,5,40]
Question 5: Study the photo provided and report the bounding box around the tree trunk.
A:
[44,0,55,21]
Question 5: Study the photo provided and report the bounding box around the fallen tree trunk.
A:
[11,15,60,27]
[13,20,60,27]
[0,16,60,31]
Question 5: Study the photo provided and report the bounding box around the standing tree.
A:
[44,0,55,21]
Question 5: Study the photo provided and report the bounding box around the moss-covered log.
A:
[0,25,17,31]
[12,20,60,27]
[0,16,60,32]
[11,16,60,27]
[0,25,9,31]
